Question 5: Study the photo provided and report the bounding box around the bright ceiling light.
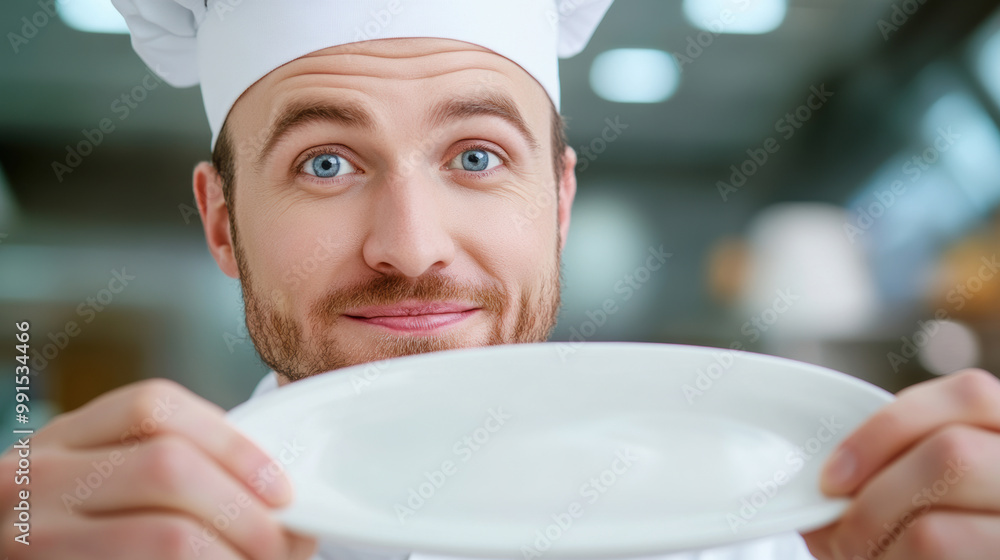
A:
[589,48,680,103]
[683,0,788,35]
[58,0,129,34]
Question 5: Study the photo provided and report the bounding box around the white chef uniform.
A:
[248,372,819,560]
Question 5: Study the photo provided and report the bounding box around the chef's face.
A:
[194,38,577,383]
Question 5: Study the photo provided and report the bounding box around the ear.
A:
[557,146,578,252]
[193,161,239,279]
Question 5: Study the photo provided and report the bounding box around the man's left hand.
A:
[803,369,1000,560]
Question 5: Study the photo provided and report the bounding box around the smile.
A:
[344,301,480,334]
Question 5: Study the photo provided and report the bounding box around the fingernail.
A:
[265,471,295,505]
[249,460,294,505]
[824,447,856,493]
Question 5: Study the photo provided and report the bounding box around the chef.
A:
[5,1,999,559]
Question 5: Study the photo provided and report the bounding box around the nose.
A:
[362,173,456,278]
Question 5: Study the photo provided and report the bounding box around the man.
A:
[3,1,1000,559]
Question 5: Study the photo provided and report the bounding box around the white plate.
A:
[227,342,894,558]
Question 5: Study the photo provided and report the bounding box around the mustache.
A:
[309,273,507,324]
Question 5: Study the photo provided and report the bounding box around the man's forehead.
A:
[258,37,540,100]
[231,36,550,135]
[302,36,496,58]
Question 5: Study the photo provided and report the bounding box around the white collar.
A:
[249,370,280,400]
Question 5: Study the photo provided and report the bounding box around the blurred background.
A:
[1,0,999,438]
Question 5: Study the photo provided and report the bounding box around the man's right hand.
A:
[0,378,317,559]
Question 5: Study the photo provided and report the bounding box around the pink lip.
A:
[344,301,479,333]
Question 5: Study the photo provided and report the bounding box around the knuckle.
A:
[0,449,51,509]
[25,448,63,492]
[141,377,185,394]
[870,405,907,438]
[952,369,1000,417]
[902,514,953,558]
[34,409,69,435]
[925,425,977,465]
[33,408,82,446]
[124,379,182,431]
[141,436,197,493]
[136,377,184,403]
[125,390,160,427]
[152,516,202,559]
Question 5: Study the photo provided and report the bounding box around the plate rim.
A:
[227,342,896,557]
[228,341,895,422]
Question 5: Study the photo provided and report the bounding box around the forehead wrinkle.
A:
[261,41,521,89]
[273,67,506,83]
[301,39,495,60]
[269,54,517,83]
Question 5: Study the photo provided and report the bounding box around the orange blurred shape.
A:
[930,218,1000,321]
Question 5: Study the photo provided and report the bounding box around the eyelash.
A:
[450,141,508,178]
[292,141,509,182]
[293,146,358,182]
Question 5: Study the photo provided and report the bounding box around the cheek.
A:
[451,187,559,275]
[237,198,360,299]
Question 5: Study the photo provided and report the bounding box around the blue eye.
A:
[303,153,355,178]
[462,150,489,171]
[448,148,502,172]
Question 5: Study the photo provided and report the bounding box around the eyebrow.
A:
[255,89,540,166]
[256,101,376,167]
[429,90,541,151]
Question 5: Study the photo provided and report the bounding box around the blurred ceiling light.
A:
[917,320,980,375]
[739,203,880,340]
[921,92,1000,211]
[978,28,1000,107]
[58,0,129,34]
[590,48,680,103]
[683,0,787,35]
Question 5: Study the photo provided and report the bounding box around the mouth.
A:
[343,301,480,333]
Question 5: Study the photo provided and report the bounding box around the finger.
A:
[821,369,1000,496]
[830,425,1000,558]
[2,512,246,560]
[37,378,293,506]
[877,511,1000,560]
[285,529,319,560]
[54,437,292,560]
[801,522,836,560]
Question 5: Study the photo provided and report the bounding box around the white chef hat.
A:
[111,0,614,149]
